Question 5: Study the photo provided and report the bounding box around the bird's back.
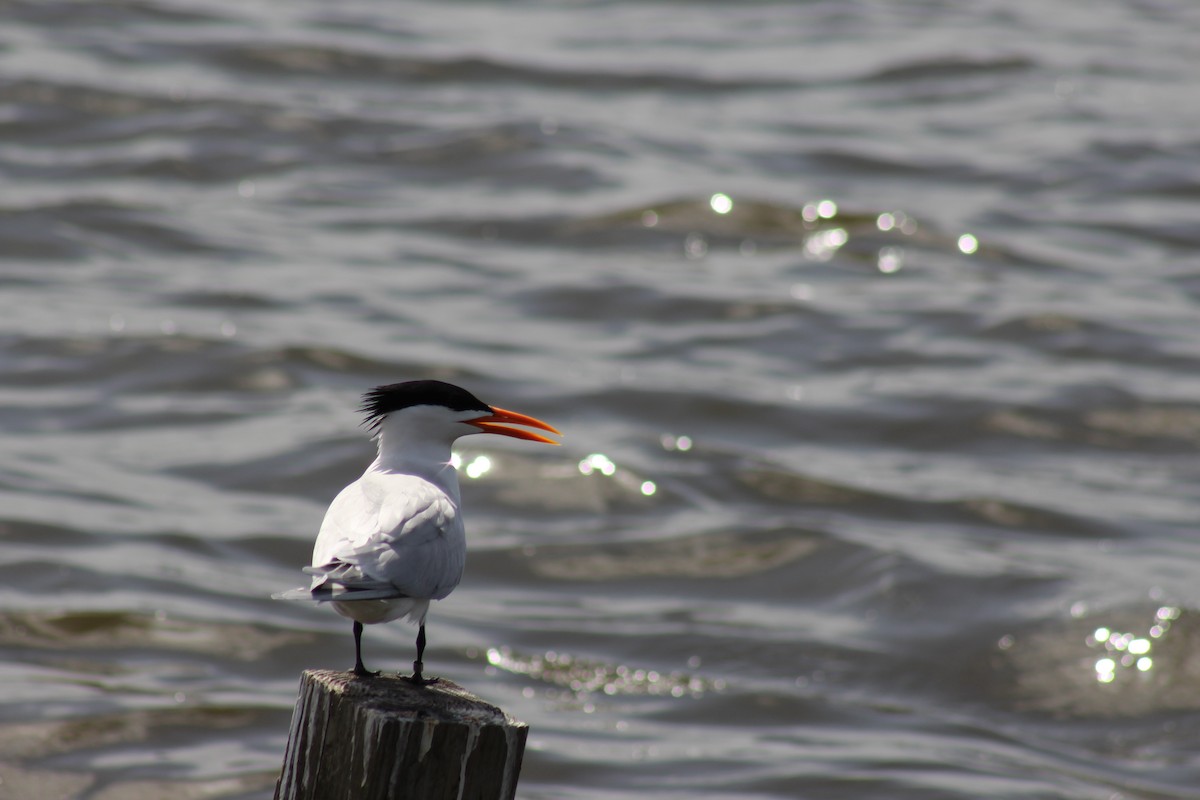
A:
[310,468,467,601]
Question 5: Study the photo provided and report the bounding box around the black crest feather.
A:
[359,380,490,431]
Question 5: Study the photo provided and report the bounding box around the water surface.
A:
[3,1,1200,798]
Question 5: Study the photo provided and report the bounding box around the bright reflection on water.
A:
[450,447,663,501]
[448,452,496,478]
[709,192,733,214]
[802,199,838,222]
[464,455,492,479]
[618,195,952,271]
[804,227,848,260]
[877,246,904,274]
[1086,606,1179,684]
[876,210,918,235]
[659,434,693,452]
[576,451,661,497]
[479,645,722,700]
[578,453,617,477]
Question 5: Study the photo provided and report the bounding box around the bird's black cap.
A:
[359,380,490,430]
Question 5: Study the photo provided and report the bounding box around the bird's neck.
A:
[369,426,460,489]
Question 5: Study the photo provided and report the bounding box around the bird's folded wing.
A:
[272,586,323,601]
[273,574,411,604]
[273,557,413,602]
[314,476,462,598]
[271,585,409,602]
[311,473,452,564]
[284,472,462,603]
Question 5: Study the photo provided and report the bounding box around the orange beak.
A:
[467,406,561,445]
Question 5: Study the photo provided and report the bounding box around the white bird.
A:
[275,380,560,683]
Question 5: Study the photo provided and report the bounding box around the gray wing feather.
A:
[271,585,409,602]
[272,560,413,602]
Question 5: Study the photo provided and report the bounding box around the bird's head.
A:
[360,380,561,446]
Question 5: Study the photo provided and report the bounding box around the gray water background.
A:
[2,1,1200,798]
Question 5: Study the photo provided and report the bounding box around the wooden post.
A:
[275,669,528,800]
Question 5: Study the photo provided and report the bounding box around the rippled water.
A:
[3,1,1200,798]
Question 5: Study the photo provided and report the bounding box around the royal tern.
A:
[276,380,560,683]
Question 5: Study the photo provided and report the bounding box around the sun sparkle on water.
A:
[709,193,733,215]
[1085,606,1179,684]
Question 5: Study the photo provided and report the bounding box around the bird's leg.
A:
[352,621,378,678]
[403,623,438,686]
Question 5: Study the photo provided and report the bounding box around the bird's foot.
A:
[352,663,380,678]
[402,674,439,687]
[401,661,438,687]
